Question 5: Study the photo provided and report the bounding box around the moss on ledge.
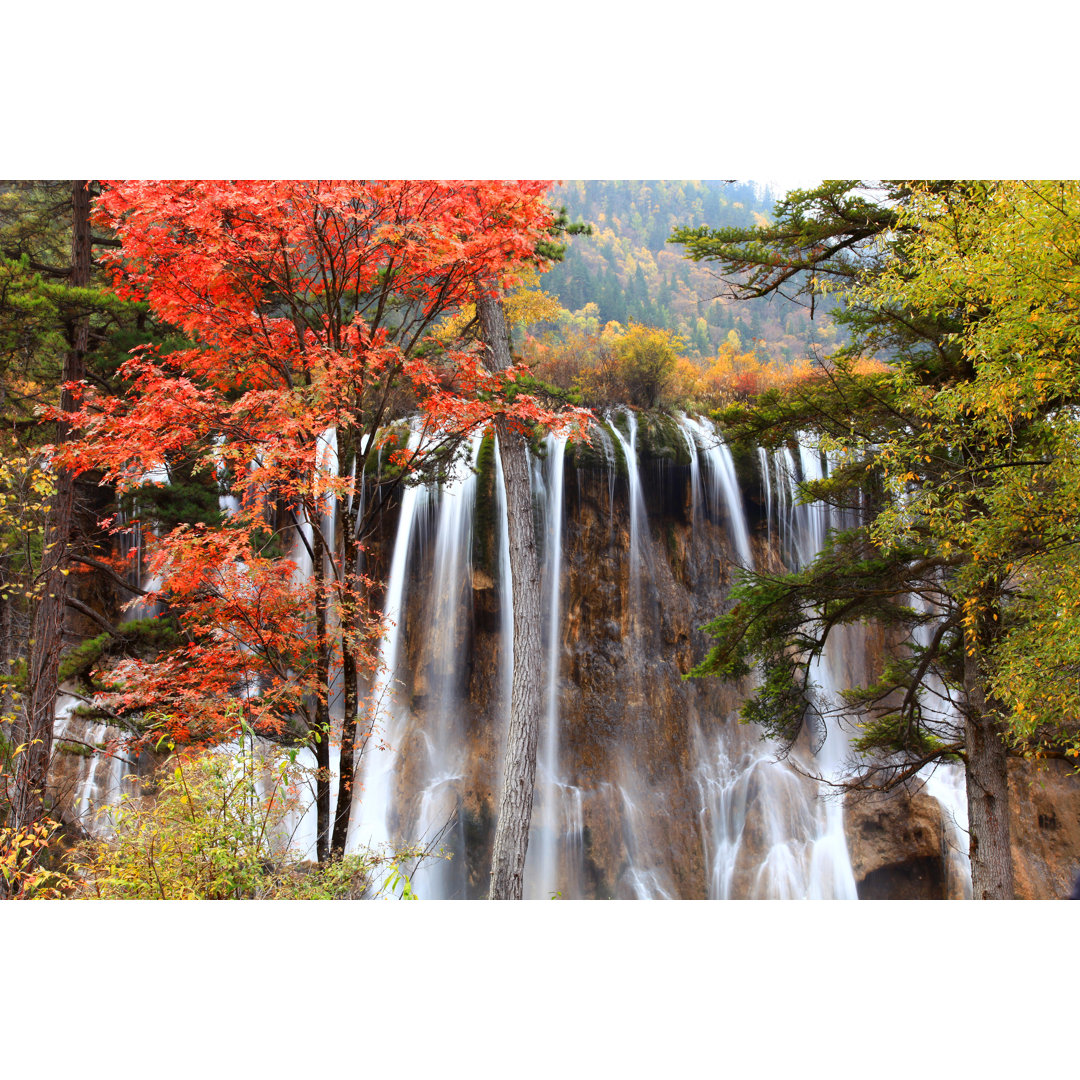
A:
[636,411,691,467]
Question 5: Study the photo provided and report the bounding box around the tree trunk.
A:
[312,522,332,864]
[477,291,544,900]
[963,641,1015,899]
[14,181,90,837]
[330,644,357,858]
[331,523,361,859]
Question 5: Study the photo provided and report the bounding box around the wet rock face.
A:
[843,791,952,900]
[54,418,1080,899]
[858,857,946,900]
[1008,759,1080,900]
[386,437,749,898]
[841,762,1080,900]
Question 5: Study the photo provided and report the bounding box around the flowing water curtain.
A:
[523,433,572,899]
[372,413,862,898]
[680,415,754,568]
[683,421,859,899]
[55,412,973,898]
[910,591,973,898]
[347,429,429,862]
[396,434,485,900]
[49,694,136,839]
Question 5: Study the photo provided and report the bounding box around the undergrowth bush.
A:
[74,726,439,899]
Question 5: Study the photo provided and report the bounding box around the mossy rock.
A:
[56,740,94,758]
[59,617,181,688]
[636,410,691,466]
[565,418,629,479]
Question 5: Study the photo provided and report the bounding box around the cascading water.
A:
[347,432,430,862]
[687,426,858,899]
[50,693,137,838]
[607,409,649,613]
[603,409,678,898]
[393,433,484,900]
[910,593,973,899]
[680,415,754,569]
[524,433,579,899]
[757,446,773,554]
[51,410,979,899]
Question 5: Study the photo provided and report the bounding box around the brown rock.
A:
[1008,758,1080,900]
[844,789,949,900]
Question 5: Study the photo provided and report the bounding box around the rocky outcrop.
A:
[844,790,954,900]
[1009,758,1080,900]
[842,759,1080,900]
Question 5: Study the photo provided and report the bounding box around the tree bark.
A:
[331,521,361,859]
[477,291,544,900]
[311,522,332,864]
[963,638,1015,899]
[13,181,90,836]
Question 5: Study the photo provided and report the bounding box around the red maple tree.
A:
[57,180,588,861]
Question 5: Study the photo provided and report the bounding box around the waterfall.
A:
[50,692,137,839]
[922,762,972,900]
[687,428,859,899]
[401,433,484,900]
[607,408,649,605]
[347,432,430,860]
[524,433,575,899]
[680,415,753,568]
[345,411,866,899]
[910,593,973,898]
[757,446,773,553]
[52,410,981,900]
[680,416,704,536]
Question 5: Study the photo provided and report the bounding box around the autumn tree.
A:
[60,181,586,870]
[857,182,1080,766]
[673,180,1080,899]
[613,322,681,409]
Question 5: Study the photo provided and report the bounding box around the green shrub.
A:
[74,728,438,899]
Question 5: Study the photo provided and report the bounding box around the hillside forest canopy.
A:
[1,178,1078,900]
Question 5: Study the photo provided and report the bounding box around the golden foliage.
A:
[434,269,562,344]
[524,321,838,411]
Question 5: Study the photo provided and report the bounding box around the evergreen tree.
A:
[0,182,143,870]
[672,180,1080,899]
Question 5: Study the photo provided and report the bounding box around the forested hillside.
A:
[539,180,842,364]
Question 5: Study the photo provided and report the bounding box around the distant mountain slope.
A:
[540,179,840,365]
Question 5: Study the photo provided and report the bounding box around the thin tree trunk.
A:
[331,644,357,858]
[312,523,332,864]
[0,552,11,725]
[331,524,360,858]
[963,637,1014,899]
[477,290,544,900]
[14,181,90,837]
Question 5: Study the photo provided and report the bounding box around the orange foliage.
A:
[54,181,590,755]
[524,325,843,410]
[700,343,818,404]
